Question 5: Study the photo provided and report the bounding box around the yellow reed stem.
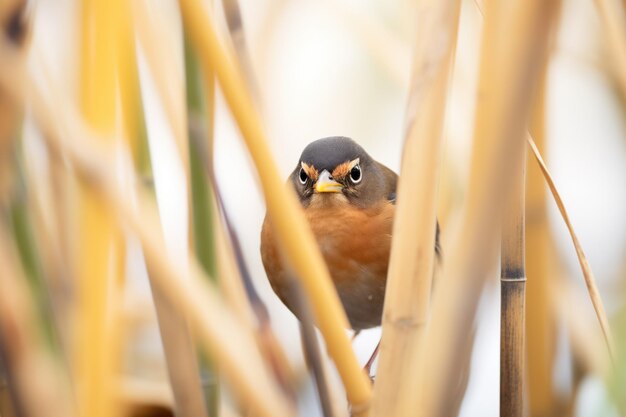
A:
[77,1,122,416]
[526,67,557,417]
[371,1,461,415]
[178,0,372,412]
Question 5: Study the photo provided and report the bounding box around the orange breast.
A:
[260,200,394,330]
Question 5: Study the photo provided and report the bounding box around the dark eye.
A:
[298,167,308,184]
[349,164,362,184]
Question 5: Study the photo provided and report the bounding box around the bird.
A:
[260,136,440,374]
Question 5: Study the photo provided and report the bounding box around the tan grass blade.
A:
[371,1,461,415]
[178,0,372,412]
[407,0,561,415]
[527,135,615,362]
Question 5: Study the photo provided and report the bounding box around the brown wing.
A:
[375,160,441,260]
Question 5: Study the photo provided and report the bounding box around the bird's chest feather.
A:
[260,198,394,329]
[305,201,394,284]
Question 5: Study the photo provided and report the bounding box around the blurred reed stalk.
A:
[371,0,461,416]
[526,64,558,417]
[125,3,212,416]
[500,151,526,417]
[177,0,372,413]
[185,31,220,417]
[0,5,32,416]
[132,0,189,176]
[0,225,75,417]
[0,0,28,210]
[221,0,261,105]
[133,5,224,411]
[76,0,124,416]
[594,0,626,100]
[290,278,335,417]
[405,0,561,415]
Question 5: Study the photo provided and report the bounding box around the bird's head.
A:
[290,136,390,209]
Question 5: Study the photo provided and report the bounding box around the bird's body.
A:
[260,136,438,332]
[262,192,394,330]
[261,136,399,331]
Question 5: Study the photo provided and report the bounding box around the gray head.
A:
[290,136,395,208]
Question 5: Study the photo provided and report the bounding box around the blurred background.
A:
[5,0,626,416]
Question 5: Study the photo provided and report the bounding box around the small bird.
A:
[260,136,439,372]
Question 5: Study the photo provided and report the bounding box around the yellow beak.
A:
[315,170,343,193]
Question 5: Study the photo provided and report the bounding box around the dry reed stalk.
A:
[405,0,561,415]
[198,90,297,393]
[0,49,295,415]
[0,364,14,417]
[178,0,372,412]
[148,287,210,417]
[214,209,256,326]
[526,67,557,417]
[500,150,526,417]
[119,4,212,415]
[184,28,222,417]
[0,0,28,205]
[117,0,150,173]
[527,136,615,362]
[221,0,261,104]
[594,0,626,99]
[76,1,124,416]
[132,0,189,176]
[212,0,299,380]
[371,0,461,415]
[0,225,75,417]
[291,279,335,417]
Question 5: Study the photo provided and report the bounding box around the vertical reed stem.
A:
[0,359,15,417]
[500,152,526,417]
[77,1,121,415]
[372,0,461,414]
[526,66,556,417]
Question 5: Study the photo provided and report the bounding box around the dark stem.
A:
[500,151,526,417]
[289,280,335,417]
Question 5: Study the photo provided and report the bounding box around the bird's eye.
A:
[349,164,362,183]
[298,167,308,184]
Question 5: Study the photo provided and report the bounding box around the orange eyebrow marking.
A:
[301,162,319,181]
[331,158,359,180]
